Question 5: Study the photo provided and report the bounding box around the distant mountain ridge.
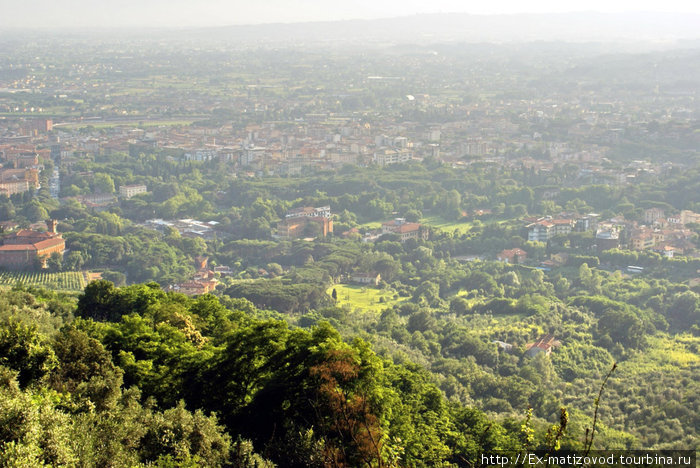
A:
[181,12,700,45]
[1,12,699,46]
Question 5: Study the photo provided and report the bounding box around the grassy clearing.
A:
[420,215,473,234]
[359,221,383,230]
[327,284,403,314]
[627,334,700,372]
[0,271,86,292]
[359,216,473,234]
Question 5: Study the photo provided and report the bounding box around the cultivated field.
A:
[0,271,87,292]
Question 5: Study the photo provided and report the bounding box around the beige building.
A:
[119,184,148,199]
[644,207,665,224]
[381,218,428,243]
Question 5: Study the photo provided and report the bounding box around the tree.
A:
[0,374,235,468]
[23,200,48,222]
[63,251,85,271]
[441,189,462,219]
[63,184,82,197]
[373,257,400,282]
[449,297,470,316]
[49,327,123,410]
[0,320,56,388]
[668,291,700,329]
[0,200,15,221]
[47,252,62,272]
[93,173,115,194]
[407,310,436,333]
[101,270,127,287]
[598,309,645,348]
[578,263,601,293]
[412,281,441,307]
[266,263,284,277]
[405,208,422,223]
[309,348,385,467]
[0,377,78,466]
[76,280,119,322]
[140,401,232,466]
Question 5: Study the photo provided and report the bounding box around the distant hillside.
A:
[2,12,699,48]
[183,12,700,46]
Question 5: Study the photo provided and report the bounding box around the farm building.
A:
[525,334,561,357]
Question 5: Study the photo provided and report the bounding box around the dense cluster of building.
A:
[521,207,699,260]
[168,256,220,296]
[0,138,44,196]
[1,102,685,187]
[144,218,220,240]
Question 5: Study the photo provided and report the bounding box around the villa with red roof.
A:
[0,220,65,269]
[525,334,561,358]
[497,248,527,264]
[381,218,428,243]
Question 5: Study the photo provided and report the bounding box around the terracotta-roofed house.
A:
[525,334,561,358]
[497,248,527,264]
[0,220,65,268]
[381,218,428,243]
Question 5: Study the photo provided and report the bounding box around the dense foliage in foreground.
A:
[1,283,548,467]
[2,272,698,467]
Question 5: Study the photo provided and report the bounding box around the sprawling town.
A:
[1,40,697,274]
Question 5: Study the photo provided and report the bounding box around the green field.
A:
[624,334,700,372]
[420,215,473,234]
[327,284,403,314]
[0,271,87,292]
[358,221,383,230]
[357,217,474,235]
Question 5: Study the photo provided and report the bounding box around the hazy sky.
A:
[2,0,700,29]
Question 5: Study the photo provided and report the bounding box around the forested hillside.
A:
[1,284,542,467]
[1,275,697,466]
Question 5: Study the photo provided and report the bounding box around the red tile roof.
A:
[0,244,36,251]
[32,238,65,250]
[15,229,53,238]
[394,223,421,233]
